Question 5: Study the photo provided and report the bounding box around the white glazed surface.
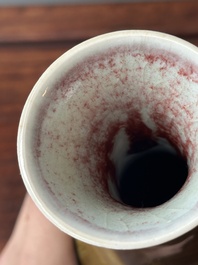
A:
[18,30,198,249]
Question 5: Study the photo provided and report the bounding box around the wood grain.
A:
[0,1,198,43]
[1,1,198,263]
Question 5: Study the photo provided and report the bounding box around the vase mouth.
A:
[17,30,198,249]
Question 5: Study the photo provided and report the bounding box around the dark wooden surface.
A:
[1,0,198,255]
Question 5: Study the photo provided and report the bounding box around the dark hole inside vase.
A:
[108,128,188,208]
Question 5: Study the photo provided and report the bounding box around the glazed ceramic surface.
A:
[17,30,198,249]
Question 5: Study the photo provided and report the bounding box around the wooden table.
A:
[1,1,198,262]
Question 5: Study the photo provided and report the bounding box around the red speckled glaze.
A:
[27,36,198,248]
[36,47,196,177]
[36,46,197,192]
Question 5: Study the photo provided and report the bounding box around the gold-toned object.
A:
[76,226,198,265]
[76,240,124,265]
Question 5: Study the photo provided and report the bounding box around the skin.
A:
[0,194,79,265]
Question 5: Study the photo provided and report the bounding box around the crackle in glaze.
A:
[18,31,198,249]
